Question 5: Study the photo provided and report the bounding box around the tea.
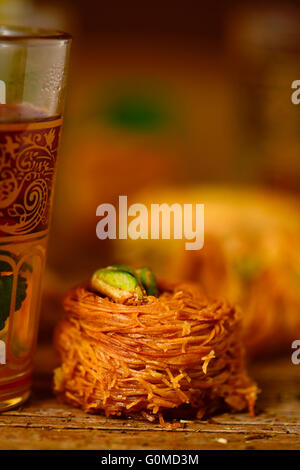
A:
[0,102,62,409]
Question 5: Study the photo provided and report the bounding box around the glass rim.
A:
[0,25,71,41]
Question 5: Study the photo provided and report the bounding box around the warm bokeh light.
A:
[2,0,299,351]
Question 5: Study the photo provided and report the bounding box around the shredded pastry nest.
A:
[54,280,257,426]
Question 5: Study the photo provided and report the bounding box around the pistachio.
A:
[106,264,137,277]
[136,267,159,297]
[106,265,147,295]
[91,266,144,303]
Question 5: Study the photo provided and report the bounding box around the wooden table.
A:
[0,344,300,450]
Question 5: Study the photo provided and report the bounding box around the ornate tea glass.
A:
[0,26,71,410]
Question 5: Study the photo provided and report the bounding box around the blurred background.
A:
[2,0,300,355]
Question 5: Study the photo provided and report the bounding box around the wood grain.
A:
[0,344,299,450]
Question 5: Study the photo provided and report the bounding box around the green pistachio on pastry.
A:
[135,267,159,297]
[105,264,137,277]
[91,265,159,303]
[91,265,145,303]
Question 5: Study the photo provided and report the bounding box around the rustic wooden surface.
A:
[0,344,300,450]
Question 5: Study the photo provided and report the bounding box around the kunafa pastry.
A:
[54,265,257,425]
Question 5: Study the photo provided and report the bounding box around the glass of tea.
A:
[0,26,71,410]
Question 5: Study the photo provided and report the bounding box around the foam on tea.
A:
[0,102,51,122]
